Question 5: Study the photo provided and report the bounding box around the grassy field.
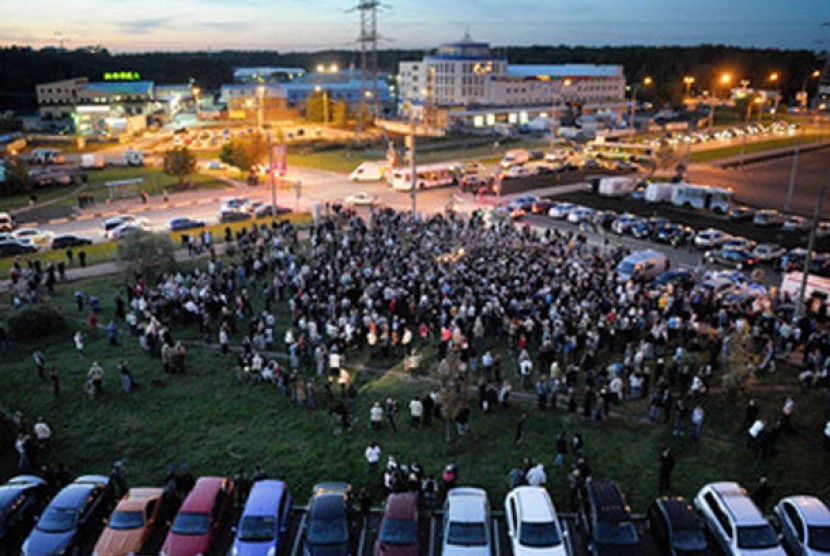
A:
[690,135,827,163]
[1,257,829,511]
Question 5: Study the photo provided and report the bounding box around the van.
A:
[780,272,830,312]
[694,482,785,556]
[348,161,389,182]
[616,250,669,282]
[645,182,675,203]
[598,177,636,197]
[500,149,530,169]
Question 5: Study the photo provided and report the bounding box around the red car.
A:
[374,492,419,556]
[160,477,235,556]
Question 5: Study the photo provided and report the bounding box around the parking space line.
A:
[429,516,437,556]
[290,513,306,556]
[563,520,575,556]
[357,516,368,556]
[493,517,501,556]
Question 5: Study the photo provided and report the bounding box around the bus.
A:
[584,141,654,164]
[671,183,733,214]
[389,163,461,191]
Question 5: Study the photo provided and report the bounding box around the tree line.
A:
[0,44,822,112]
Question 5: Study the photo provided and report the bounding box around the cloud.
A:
[118,17,172,35]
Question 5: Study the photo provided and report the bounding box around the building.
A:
[36,77,161,135]
[219,84,293,122]
[397,33,627,130]
[282,69,394,112]
[233,67,306,84]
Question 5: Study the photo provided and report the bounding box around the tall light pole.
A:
[800,69,822,108]
[628,76,653,133]
[550,78,572,150]
[191,86,201,121]
[314,86,329,124]
[740,96,762,169]
[256,85,265,132]
[708,72,732,132]
[797,171,830,318]
[766,71,780,122]
[683,76,695,98]
[408,105,417,216]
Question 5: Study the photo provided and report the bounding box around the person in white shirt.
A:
[409,398,424,427]
[526,463,547,486]
[365,442,381,472]
[370,402,383,431]
[691,406,705,440]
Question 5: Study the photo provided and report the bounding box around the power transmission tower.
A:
[353,0,380,140]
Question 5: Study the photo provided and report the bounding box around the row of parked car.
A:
[4,473,829,556]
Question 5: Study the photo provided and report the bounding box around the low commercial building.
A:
[219,84,295,122]
[397,34,628,130]
[233,67,306,84]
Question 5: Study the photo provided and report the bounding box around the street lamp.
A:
[256,85,265,131]
[683,76,695,97]
[629,76,652,133]
[800,69,822,108]
[191,86,201,121]
[708,72,733,132]
[550,78,573,149]
[314,85,329,124]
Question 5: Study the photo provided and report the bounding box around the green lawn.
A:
[1,257,828,511]
[0,184,81,213]
[691,135,827,163]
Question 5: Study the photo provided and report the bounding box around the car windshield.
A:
[171,512,210,536]
[308,518,348,544]
[238,515,276,542]
[595,521,640,545]
[618,262,635,275]
[379,517,418,546]
[809,526,830,551]
[519,521,562,548]
[672,529,707,552]
[109,510,145,530]
[447,522,488,546]
[37,507,78,533]
[737,525,779,549]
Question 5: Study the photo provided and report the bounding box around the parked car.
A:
[101,215,146,234]
[374,492,419,556]
[219,210,252,223]
[345,192,379,207]
[647,497,710,556]
[722,238,757,252]
[169,218,206,231]
[0,476,50,552]
[505,486,570,556]
[611,214,641,235]
[753,209,785,228]
[782,215,811,233]
[652,269,695,289]
[548,203,578,220]
[160,476,235,556]
[567,206,597,224]
[21,475,114,556]
[50,234,93,249]
[0,239,38,257]
[94,488,169,556]
[728,206,756,222]
[13,228,53,247]
[705,249,757,270]
[592,210,618,230]
[773,496,830,556]
[230,480,293,556]
[630,183,647,201]
[304,482,352,556]
[442,487,492,556]
[577,479,644,556]
[751,244,786,265]
[694,482,785,556]
[655,223,694,246]
[220,197,249,212]
[629,219,652,240]
[108,223,146,240]
[694,229,730,249]
[531,199,556,214]
[254,204,293,218]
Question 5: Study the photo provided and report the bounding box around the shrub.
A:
[117,231,176,283]
[8,303,66,340]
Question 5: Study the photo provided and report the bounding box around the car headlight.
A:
[231,547,239,556]
[267,548,276,556]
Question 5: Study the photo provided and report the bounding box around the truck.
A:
[645,182,675,203]
[780,272,830,313]
[598,177,636,197]
[80,154,105,170]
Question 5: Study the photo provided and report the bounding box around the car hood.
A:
[441,544,492,556]
[234,538,279,556]
[374,540,419,556]
[594,543,644,556]
[737,547,788,556]
[94,527,147,556]
[514,543,569,556]
[23,529,75,556]
[162,531,211,556]
[306,541,351,556]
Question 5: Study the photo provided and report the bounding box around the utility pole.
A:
[408,111,417,216]
[784,137,801,213]
[797,172,830,318]
[267,132,278,216]
[353,0,380,140]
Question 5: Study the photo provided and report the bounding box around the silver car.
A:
[774,496,830,556]
[442,487,492,556]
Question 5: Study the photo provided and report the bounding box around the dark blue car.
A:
[304,483,352,556]
[0,475,50,553]
[169,217,207,231]
[21,475,113,556]
[231,479,293,556]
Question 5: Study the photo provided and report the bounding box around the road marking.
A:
[429,516,437,556]
[493,517,501,556]
[357,516,368,556]
[290,513,307,556]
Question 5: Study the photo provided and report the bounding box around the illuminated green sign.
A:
[103,71,142,81]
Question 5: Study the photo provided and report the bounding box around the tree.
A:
[8,304,66,340]
[0,157,33,196]
[162,146,196,187]
[436,349,470,443]
[117,231,176,284]
[220,132,268,172]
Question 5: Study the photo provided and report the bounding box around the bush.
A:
[8,304,67,340]
[117,231,176,283]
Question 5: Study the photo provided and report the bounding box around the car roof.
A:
[385,492,418,521]
[310,492,346,519]
[510,486,556,522]
[52,482,101,508]
[781,496,830,525]
[117,488,164,512]
[180,477,226,513]
[243,480,289,516]
[447,487,488,522]
[656,498,702,530]
[586,480,631,523]
[705,482,767,525]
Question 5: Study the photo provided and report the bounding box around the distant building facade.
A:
[397,34,627,129]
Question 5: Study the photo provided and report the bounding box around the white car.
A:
[566,207,596,224]
[774,496,830,556]
[751,243,786,264]
[345,192,379,206]
[722,237,757,252]
[107,222,146,240]
[12,228,53,247]
[442,487,492,556]
[220,197,249,212]
[102,215,147,235]
[505,486,570,556]
[782,215,810,233]
[816,221,830,238]
[694,228,730,249]
[547,203,577,219]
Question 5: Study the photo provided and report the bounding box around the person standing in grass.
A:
[514,414,528,445]
[32,350,46,381]
[365,442,381,473]
[73,331,85,359]
[87,361,105,400]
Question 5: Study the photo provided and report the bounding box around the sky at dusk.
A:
[0,0,827,52]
